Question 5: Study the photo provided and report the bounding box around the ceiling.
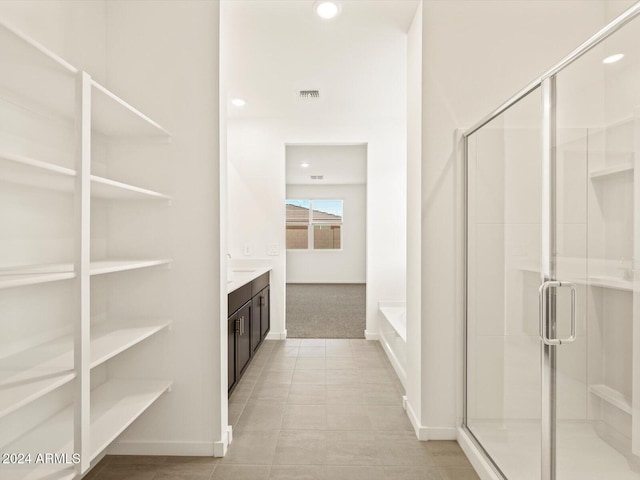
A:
[286,144,367,185]
[221,0,419,120]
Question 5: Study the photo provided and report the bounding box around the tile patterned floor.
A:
[88,339,480,480]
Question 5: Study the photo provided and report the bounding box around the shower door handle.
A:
[539,280,577,346]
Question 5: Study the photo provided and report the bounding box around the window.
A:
[286,199,343,250]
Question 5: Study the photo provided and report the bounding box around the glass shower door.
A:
[552,15,640,480]
[465,88,544,480]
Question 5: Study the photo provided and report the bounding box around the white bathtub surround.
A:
[379,301,407,389]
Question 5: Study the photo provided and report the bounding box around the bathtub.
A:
[378,301,407,389]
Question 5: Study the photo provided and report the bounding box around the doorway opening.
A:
[285,144,367,338]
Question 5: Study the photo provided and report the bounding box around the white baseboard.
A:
[379,331,406,389]
[427,426,458,440]
[457,427,502,480]
[403,398,457,441]
[266,330,287,340]
[109,440,215,456]
[364,329,379,340]
[213,425,233,457]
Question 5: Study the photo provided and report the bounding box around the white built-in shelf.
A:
[3,379,171,479]
[89,320,171,367]
[518,262,633,292]
[0,264,75,290]
[91,175,172,200]
[90,259,172,276]
[0,151,75,191]
[89,379,171,460]
[0,21,76,124]
[587,275,633,292]
[0,151,172,200]
[91,80,171,138]
[0,369,76,421]
[0,22,169,140]
[0,320,171,419]
[0,259,171,289]
[589,163,634,179]
[589,384,632,415]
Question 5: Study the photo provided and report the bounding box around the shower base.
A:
[468,421,640,480]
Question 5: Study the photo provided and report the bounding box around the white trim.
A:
[214,425,233,457]
[266,330,287,340]
[226,425,233,447]
[403,398,457,441]
[109,440,215,456]
[379,330,406,389]
[457,427,503,480]
[427,426,458,440]
[364,330,379,340]
[404,397,428,440]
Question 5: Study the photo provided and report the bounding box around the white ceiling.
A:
[221,0,419,120]
[286,144,367,184]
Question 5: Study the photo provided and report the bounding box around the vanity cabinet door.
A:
[251,295,262,353]
[228,314,237,393]
[260,286,270,340]
[236,302,252,375]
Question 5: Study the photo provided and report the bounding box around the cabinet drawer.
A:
[251,272,269,297]
[228,283,252,315]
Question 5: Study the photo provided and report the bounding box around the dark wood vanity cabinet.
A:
[228,272,270,395]
[260,286,270,339]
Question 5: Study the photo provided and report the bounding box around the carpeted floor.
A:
[286,283,365,338]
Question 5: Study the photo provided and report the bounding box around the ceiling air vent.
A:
[310,175,324,180]
[299,90,320,100]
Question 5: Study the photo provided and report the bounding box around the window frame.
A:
[285,198,343,251]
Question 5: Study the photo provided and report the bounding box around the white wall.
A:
[104,0,223,455]
[286,184,366,284]
[405,0,423,435]
[410,0,616,440]
[0,0,107,83]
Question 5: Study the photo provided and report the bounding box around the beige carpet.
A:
[286,283,365,338]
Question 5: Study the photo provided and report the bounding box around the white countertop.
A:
[227,266,271,294]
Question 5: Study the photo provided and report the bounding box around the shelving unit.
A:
[0,265,75,290]
[91,80,170,138]
[589,384,632,415]
[589,163,634,179]
[4,379,172,480]
[91,176,171,201]
[90,259,172,276]
[518,260,633,291]
[0,20,173,479]
[0,319,171,420]
[584,112,639,457]
[0,151,171,200]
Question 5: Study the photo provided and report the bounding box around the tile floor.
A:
[88,339,480,480]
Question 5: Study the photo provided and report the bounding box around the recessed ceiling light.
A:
[603,53,624,64]
[300,163,310,168]
[314,1,341,19]
[231,98,246,107]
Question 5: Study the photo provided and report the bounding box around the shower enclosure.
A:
[463,3,640,479]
